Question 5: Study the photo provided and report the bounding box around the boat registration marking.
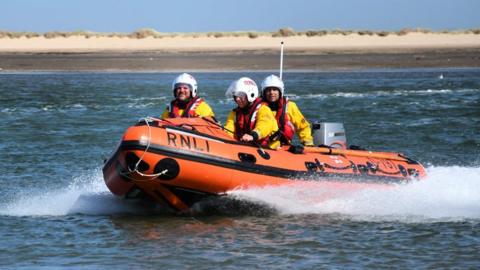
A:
[166,128,225,144]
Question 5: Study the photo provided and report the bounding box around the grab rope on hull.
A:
[123,117,169,180]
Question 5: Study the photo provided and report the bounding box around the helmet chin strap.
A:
[178,97,191,104]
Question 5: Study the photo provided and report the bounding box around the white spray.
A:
[229,166,480,221]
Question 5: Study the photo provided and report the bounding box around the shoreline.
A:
[1,34,479,71]
[1,48,479,72]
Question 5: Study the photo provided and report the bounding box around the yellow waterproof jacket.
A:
[279,101,314,146]
[224,104,280,149]
[161,99,215,119]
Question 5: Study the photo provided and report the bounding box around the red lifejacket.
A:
[234,98,270,146]
[169,97,204,118]
[273,97,295,145]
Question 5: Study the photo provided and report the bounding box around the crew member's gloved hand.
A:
[302,141,314,146]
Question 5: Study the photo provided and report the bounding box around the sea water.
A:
[0,70,479,268]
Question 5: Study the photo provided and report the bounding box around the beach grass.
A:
[1,27,480,39]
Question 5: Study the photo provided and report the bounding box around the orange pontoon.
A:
[102,117,426,212]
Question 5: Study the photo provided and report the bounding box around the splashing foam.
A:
[303,88,477,100]
[0,169,151,216]
[229,166,480,221]
[2,166,479,221]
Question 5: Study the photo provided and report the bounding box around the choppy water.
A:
[1,69,479,269]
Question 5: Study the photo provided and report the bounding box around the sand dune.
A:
[1,33,479,52]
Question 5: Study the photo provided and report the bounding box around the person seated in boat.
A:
[260,74,314,146]
[224,77,280,149]
[161,73,216,119]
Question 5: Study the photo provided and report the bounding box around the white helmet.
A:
[172,73,198,98]
[225,77,259,103]
[261,74,284,96]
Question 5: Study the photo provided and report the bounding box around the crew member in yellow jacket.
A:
[224,77,280,149]
[161,73,215,119]
[260,74,314,146]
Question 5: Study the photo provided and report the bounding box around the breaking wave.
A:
[300,88,477,99]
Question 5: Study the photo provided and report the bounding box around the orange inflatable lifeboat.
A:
[102,117,426,212]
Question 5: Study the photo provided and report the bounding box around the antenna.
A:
[279,41,284,80]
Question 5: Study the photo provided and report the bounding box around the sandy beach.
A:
[1,33,479,71]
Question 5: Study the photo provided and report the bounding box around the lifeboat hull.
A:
[102,118,426,212]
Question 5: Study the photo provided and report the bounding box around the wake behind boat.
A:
[102,117,426,212]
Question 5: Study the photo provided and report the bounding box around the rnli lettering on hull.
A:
[165,128,223,153]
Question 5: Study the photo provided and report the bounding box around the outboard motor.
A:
[312,122,347,149]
